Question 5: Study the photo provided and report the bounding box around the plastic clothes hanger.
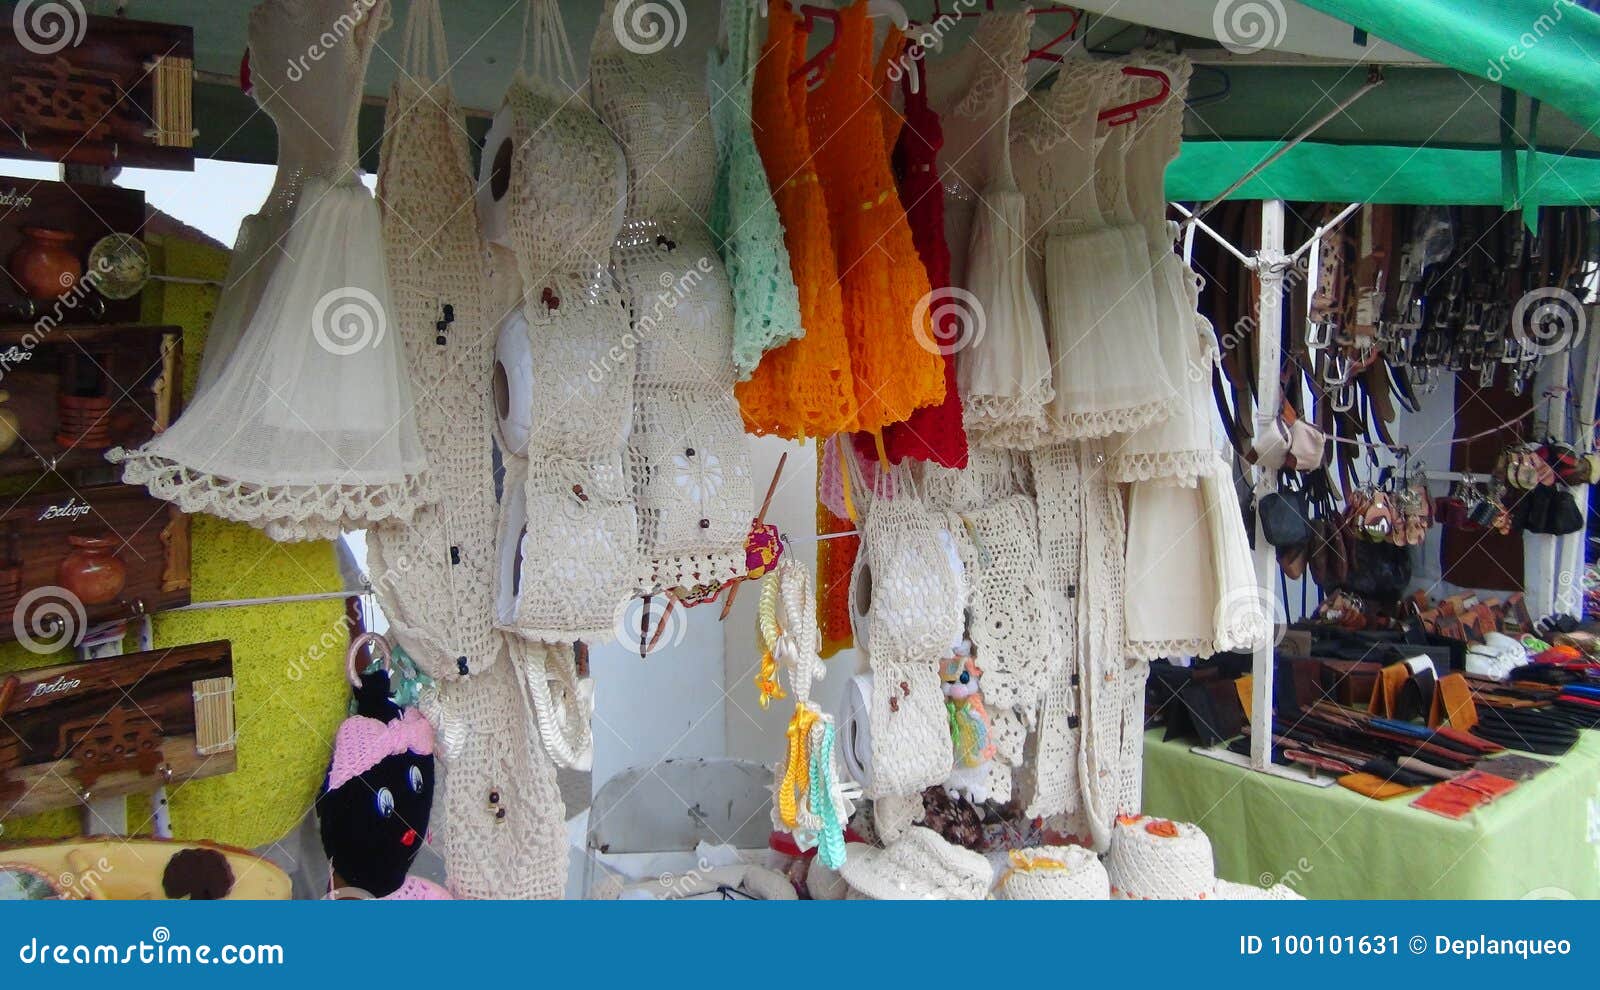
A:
[1097,64,1172,126]
[1024,5,1083,63]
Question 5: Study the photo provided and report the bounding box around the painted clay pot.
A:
[57,535,126,605]
[9,228,81,302]
[56,392,113,449]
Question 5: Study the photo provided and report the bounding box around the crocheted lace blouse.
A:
[735,1,860,440]
[806,0,945,434]
[709,0,805,380]
[854,49,968,470]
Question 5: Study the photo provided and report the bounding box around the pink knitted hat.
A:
[327,708,435,791]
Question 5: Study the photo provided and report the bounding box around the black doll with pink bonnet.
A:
[316,632,450,899]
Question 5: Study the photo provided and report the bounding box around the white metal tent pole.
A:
[1250,200,1289,771]
[1554,319,1599,615]
[1527,352,1571,617]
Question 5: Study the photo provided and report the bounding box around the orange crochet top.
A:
[808,2,944,433]
[735,3,859,440]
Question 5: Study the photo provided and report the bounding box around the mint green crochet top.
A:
[709,0,805,380]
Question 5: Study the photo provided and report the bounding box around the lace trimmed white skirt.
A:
[1042,224,1177,441]
[1107,226,1220,486]
[1124,457,1269,661]
[112,179,431,541]
[959,188,1053,449]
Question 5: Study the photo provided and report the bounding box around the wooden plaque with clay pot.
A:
[0,639,232,816]
[0,324,181,479]
[0,179,146,323]
[0,481,190,644]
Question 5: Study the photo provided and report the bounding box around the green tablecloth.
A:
[1141,729,1600,900]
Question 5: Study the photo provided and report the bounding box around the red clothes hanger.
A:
[790,4,843,84]
[1097,64,1172,126]
[1025,5,1083,63]
[789,2,909,84]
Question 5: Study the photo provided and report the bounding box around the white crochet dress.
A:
[1012,59,1178,441]
[111,0,432,541]
[371,0,566,900]
[926,11,1052,449]
[590,4,754,596]
[1103,54,1268,662]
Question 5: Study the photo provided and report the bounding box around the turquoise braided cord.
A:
[811,721,847,869]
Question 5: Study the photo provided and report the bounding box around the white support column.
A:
[1250,200,1288,771]
[1555,314,1600,615]
[1526,351,1571,618]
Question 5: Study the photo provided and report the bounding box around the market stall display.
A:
[0,0,1596,906]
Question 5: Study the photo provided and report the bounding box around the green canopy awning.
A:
[1167,140,1600,205]
[1297,0,1600,129]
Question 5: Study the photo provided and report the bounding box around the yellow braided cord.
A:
[777,706,818,829]
[755,571,786,707]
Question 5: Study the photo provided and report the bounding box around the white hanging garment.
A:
[365,0,497,683]
[591,0,754,596]
[422,651,567,900]
[1105,53,1216,485]
[1069,439,1133,853]
[850,475,960,797]
[1012,59,1178,442]
[925,11,1052,449]
[1025,442,1086,827]
[111,0,431,541]
[489,0,639,652]
[369,0,568,901]
[960,494,1060,715]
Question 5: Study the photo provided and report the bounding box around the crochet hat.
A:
[838,826,993,900]
[1105,815,1303,900]
[993,845,1110,900]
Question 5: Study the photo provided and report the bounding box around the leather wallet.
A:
[1368,656,1436,720]
[1412,770,1517,819]
[1337,772,1422,800]
[1428,672,1479,730]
